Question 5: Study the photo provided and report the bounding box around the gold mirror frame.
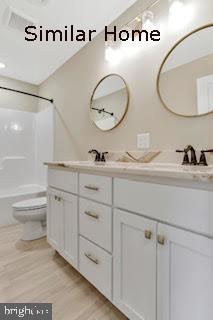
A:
[90,74,130,131]
[157,24,213,118]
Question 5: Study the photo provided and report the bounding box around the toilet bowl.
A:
[13,197,47,241]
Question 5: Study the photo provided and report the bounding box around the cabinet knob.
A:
[157,235,165,245]
[145,230,152,240]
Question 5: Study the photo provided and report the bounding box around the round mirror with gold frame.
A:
[157,24,213,117]
[90,74,129,131]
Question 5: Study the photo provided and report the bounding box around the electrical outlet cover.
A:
[137,133,150,149]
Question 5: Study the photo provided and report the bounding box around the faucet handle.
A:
[201,149,213,153]
[176,150,190,165]
[199,149,213,166]
[199,151,208,166]
[101,152,109,162]
[176,149,184,153]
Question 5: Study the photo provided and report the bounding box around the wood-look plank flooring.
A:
[0,224,127,320]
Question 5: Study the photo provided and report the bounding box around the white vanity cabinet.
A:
[113,209,157,320]
[46,166,213,320]
[47,188,78,268]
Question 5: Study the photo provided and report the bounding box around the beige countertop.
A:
[45,161,213,184]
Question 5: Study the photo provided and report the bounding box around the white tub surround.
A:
[0,107,53,226]
[46,161,213,320]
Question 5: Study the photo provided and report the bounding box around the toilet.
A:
[13,197,47,241]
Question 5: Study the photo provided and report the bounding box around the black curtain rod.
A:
[0,86,54,104]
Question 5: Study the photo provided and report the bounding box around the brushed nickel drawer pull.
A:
[145,230,152,240]
[84,185,99,191]
[157,235,165,245]
[84,211,99,219]
[84,253,99,265]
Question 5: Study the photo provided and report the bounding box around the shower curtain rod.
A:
[0,86,54,104]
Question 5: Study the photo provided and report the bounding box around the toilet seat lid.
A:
[13,197,47,211]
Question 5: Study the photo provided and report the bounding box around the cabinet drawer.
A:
[48,168,78,194]
[79,198,112,252]
[114,178,213,237]
[79,236,112,300]
[79,174,112,205]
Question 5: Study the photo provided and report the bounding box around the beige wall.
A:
[160,53,213,115]
[0,75,38,112]
[39,0,213,160]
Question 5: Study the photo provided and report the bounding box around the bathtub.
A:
[0,184,46,226]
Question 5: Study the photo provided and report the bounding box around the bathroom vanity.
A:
[46,161,213,320]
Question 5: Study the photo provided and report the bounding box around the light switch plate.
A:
[137,133,150,149]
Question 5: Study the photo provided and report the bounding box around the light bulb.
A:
[105,45,122,65]
[142,10,155,31]
[169,0,190,30]
[169,0,184,14]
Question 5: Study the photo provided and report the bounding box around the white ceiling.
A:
[0,0,137,85]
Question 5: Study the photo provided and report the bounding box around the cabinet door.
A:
[157,224,213,320]
[47,188,78,268]
[47,189,64,251]
[62,192,78,268]
[113,209,157,320]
